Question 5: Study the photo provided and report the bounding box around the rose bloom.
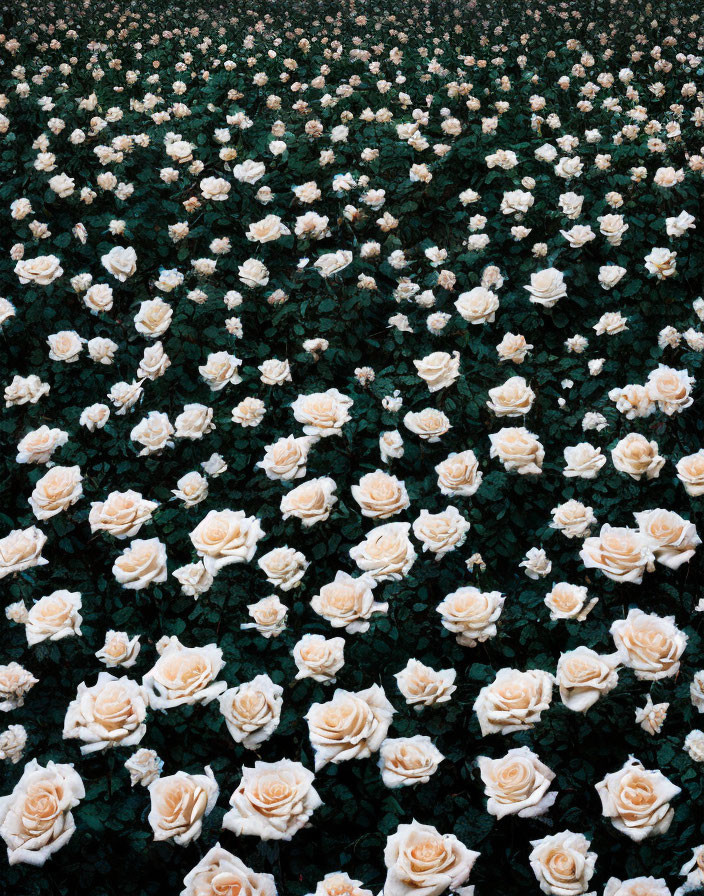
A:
[95,630,140,668]
[473,668,554,736]
[646,364,694,415]
[219,674,283,749]
[383,820,479,896]
[435,450,483,497]
[556,647,619,712]
[130,412,174,457]
[544,583,597,621]
[14,255,64,286]
[142,637,226,710]
[349,523,417,581]
[112,538,167,590]
[134,298,173,337]
[489,427,544,474]
[580,525,655,584]
[486,376,535,416]
[413,351,460,392]
[280,477,337,527]
[529,830,596,896]
[644,247,677,279]
[29,466,82,520]
[311,570,387,632]
[148,767,218,846]
[173,562,213,599]
[0,759,84,866]
[351,470,409,519]
[175,404,215,440]
[634,509,700,569]
[258,547,308,591]
[378,736,444,789]
[478,746,556,819]
[611,608,687,681]
[524,268,567,307]
[242,596,288,639]
[611,433,665,480]
[454,286,499,324]
[0,526,48,579]
[0,663,38,711]
[403,408,451,442]
[16,425,68,464]
[293,634,345,683]
[412,507,470,558]
[291,389,353,437]
[101,245,137,281]
[596,757,680,842]
[677,451,704,496]
[190,509,264,575]
[395,659,456,710]
[562,443,606,479]
[436,586,504,647]
[89,490,157,539]
[603,878,671,896]
[497,332,533,363]
[25,591,82,646]
[550,500,596,539]
[222,759,322,841]
[306,684,394,770]
[257,435,318,481]
[181,845,276,896]
[63,672,148,754]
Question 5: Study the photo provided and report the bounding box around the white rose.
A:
[29,466,82,520]
[414,351,460,392]
[383,821,479,896]
[258,547,308,591]
[474,668,554,736]
[15,255,63,286]
[395,659,456,710]
[580,526,655,584]
[378,736,444,789]
[182,845,277,896]
[190,509,264,574]
[349,523,416,581]
[436,587,504,647]
[95,630,141,668]
[291,390,353,437]
[529,830,596,895]
[280,477,337,526]
[454,286,499,324]
[63,672,148,754]
[544,583,597,621]
[634,509,700,569]
[101,245,137,281]
[16,426,68,464]
[293,634,345,683]
[142,637,226,709]
[89,490,157,539]
[524,268,567,308]
[112,538,167,590]
[412,507,470,557]
[25,591,82,646]
[556,647,620,712]
[490,427,544,474]
[219,674,283,749]
[311,570,387,632]
[596,757,680,841]
[486,376,535,416]
[148,767,218,845]
[611,609,687,680]
[478,746,556,818]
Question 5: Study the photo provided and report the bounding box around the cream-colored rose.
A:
[258,547,308,591]
[490,427,544,474]
[497,332,533,364]
[0,663,38,711]
[172,472,208,507]
[16,426,68,465]
[95,631,141,668]
[349,523,417,581]
[199,351,242,391]
[291,390,353,437]
[293,634,345,683]
[15,256,63,285]
[200,176,231,201]
[474,668,554,736]
[309,872,372,896]
[611,609,687,680]
[454,286,499,324]
[634,509,700,569]
[47,330,84,363]
[0,759,84,866]
[529,830,596,895]
[395,659,456,710]
[83,283,113,313]
[247,214,290,243]
[89,490,157,539]
[257,435,318,481]
[314,250,353,278]
[305,684,395,770]
[182,844,277,896]
[112,538,167,590]
[148,767,218,845]
[414,351,460,392]
[436,587,504,647]
[311,571,386,633]
[380,430,404,463]
[556,647,619,712]
[175,404,215,440]
[63,672,148,754]
[5,374,50,408]
[134,298,173,337]
[478,746,556,818]
[677,451,704,496]
[173,562,213,598]
[412,507,470,558]
[580,525,655,584]
[190,509,264,574]
[219,674,283,749]
[138,342,170,380]
[242,596,288,638]
[378,736,444,789]
[25,591,82,646]
[29,466,83,520]
[351,470,409,519]
[403,408,451,442]
[612,433,665,480]
[125,748,163,787]
[646,364,694,415]
[259,358,292,386]
[238,258,270,287]
[603,877,671,896]
[676,847,704,896]
[563,443,606,479]
[435,450,483,497]
[130,412,174,456]
[143,637,226,709]
[280,477,337,526]
[383,821,479,896]
[524,268,567,307]
[550,500,596,539]
[0,725,26,764]
[222,759,322,841]
[596,757,680,841]
[79,403,110,430]
[486,376,535,417]
[102,246,137,281]
[544,583,597,621]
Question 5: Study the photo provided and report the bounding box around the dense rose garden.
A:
[1,0,704,894]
